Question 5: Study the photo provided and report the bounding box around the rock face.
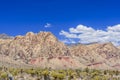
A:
[0,31,120,70]
[70,43,120,69]
[0,32,71,69]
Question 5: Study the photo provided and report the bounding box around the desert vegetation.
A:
[0,66,120,80]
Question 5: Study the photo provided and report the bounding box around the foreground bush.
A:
[0,66,119,80]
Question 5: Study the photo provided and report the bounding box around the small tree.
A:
[42,69,50,80]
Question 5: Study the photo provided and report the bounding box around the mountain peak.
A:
[0,31,120,69]
[0,33,13,39]
[26,32,35,36]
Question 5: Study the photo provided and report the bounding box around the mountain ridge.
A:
[0,31,120,70]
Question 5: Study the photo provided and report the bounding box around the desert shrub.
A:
[0,72,8,79]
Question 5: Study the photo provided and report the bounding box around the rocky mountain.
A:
[70,43,120,69]
[0,31,120,70]
[0,34,13,39]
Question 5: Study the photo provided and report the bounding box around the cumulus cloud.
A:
[60,30,78,38]
[107,24,120,32]
[60,39,76,44]
[69,25,95,33]
[59,24,120,46]
[44,23,51,28]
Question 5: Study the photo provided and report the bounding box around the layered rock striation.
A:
[0,32,120,69]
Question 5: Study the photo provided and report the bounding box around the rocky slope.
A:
[0,32,120,70]
[70,42,120,69]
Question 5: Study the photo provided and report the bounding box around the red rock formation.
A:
[0,32,120,69]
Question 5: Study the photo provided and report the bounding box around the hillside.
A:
[0,32,120,70]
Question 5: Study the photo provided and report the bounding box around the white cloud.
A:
[69,24,95,33]
[60,39,76,44]
[59,24,120,46]
[60,30,78,38]
[44,23,51,28]
[107,24,120,32]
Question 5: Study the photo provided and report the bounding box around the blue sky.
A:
[0,0,120,45]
